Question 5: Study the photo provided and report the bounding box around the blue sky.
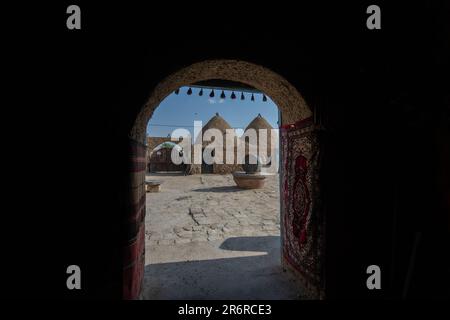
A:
[147,86,279,138]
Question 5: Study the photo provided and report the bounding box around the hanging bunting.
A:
[175,87,267,104]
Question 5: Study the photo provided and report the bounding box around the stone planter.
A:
[232,171,266,189]
[145,180,161,193]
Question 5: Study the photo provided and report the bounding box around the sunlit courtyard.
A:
[143,173,304,299]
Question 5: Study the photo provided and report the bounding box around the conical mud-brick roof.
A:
[243,113,274,144]
[242,113,275,158]
[202,112,232,134]
[197,113,236,147]
[245,113,273,132]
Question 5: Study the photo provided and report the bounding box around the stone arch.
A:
[131,60,312,142]
[125,60,323,300]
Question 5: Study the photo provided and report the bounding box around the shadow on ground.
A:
[143,236,303,300]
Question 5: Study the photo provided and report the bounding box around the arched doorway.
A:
[125,60,324,299]
[148,142,185,173]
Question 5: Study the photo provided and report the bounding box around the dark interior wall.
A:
[10,2,449,299]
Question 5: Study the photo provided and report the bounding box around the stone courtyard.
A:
[144,173,281,246]
[143,173,304,300]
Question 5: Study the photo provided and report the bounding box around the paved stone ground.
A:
[145,173,280,246]
[143,173,303,299]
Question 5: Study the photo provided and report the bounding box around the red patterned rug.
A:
[280,118,324,292]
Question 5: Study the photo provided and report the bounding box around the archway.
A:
[148,142,185,173]
[131,60,311,141]
[125,60,324,299]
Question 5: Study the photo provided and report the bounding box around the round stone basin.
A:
[232,171,266,189]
